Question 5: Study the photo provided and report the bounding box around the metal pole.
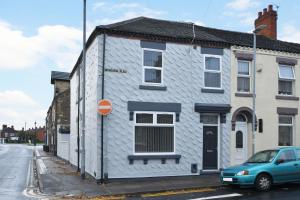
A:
[252,33,256,156]
[34,121,37,146]
[80,0,86,179]
[25,122,27,143]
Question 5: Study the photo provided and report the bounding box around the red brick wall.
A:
[254,5,277,40]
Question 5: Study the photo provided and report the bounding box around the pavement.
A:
[34,147,222,198]
[0,144,34,200]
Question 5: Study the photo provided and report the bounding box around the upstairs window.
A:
[278,65,295,95]
[237,61,250,92]
[143,50,163,85]
[204,56,222,89]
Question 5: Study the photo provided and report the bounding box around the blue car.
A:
[220,147,300,191]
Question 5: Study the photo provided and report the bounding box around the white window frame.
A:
[133,111,175,155]
[278,115,294,146]
[203,55,222,89]
[278,64,295,96]
[142,48,164,86]
[201,113,220,171]
[278,64,295,80]
[237,60,251,93]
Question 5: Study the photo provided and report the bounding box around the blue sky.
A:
[1,0,300,129]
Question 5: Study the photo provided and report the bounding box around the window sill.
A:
[128,154,181,165]
[276,95,299,101]
[201,88,224,94]
[139,85,167,91]
[235,93,253,97]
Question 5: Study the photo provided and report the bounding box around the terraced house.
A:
[69,17,232,181]
[67,5,300,182]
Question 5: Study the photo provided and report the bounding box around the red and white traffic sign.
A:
[98,99,112,115]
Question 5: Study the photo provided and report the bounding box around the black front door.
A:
[203,126,218,170]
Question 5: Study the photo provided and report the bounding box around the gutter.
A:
[76,67,80,172]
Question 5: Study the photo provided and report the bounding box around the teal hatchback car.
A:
[220,147,300,191]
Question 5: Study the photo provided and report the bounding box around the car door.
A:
[272,149,299,183]
[294,148,300,180]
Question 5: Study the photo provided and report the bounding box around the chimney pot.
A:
[258,11,262,17]
[268,4,273,11]
[263,8,267,14]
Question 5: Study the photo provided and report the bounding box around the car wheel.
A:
[255,174,272,191]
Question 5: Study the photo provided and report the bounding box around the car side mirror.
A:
[275,159,285,165]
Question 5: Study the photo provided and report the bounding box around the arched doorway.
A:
[231,107,255,165]
[235,113,248,164]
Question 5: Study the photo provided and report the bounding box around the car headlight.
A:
[236,170,249,176]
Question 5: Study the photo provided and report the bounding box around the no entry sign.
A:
[98,99,112,115]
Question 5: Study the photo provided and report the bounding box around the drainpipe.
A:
[77,67,80,172]
[80,0,86,179]
[100,34,106,184]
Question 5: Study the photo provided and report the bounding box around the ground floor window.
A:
[134,112,175,154]
[278,115,293,146]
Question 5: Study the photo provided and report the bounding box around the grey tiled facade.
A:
[70,35,231,179]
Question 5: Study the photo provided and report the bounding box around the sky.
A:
[1,0,300,129]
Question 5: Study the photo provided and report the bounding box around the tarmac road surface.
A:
[0,144,34,200]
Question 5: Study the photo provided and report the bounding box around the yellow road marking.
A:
[89,195,126,200]
[141,188,215,198]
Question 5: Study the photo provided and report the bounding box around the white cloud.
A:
[0,20,82,70]
[226,0,259,11]
[0,90,46,129]
[280,24,300,43]
[90,1,165,26]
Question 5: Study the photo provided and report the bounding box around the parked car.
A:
[220,147,300,191]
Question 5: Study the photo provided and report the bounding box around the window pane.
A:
[238,61,250,75]
[157,114,173,124]
[144,69,161,83]
[279,65,294,79]
[135,127,174,153]
[144,50,162,67]
[278,80,292,95]
[296,150,300,160]
[277,150,296,162]
[201,114,218,124]
[204,72,221,88]
[278,126,292,146]
[136,114,153,123]
[205,57,220,70]
[279,116,292,124]
[237,77,250,92]
[236,131,243,148]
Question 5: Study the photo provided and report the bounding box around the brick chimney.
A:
[254,5,277,40]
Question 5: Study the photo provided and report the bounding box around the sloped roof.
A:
[70,16,300,77]
[51,71,70,84]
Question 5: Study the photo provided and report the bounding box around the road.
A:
[127,183,300,200]
[0,144,34,200]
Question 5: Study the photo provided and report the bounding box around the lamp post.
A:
[252,24,267,156]
[80,0,87,179]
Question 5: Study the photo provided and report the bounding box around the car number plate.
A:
[223,178,233,182]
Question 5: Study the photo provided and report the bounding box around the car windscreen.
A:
[246,150,279,163]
